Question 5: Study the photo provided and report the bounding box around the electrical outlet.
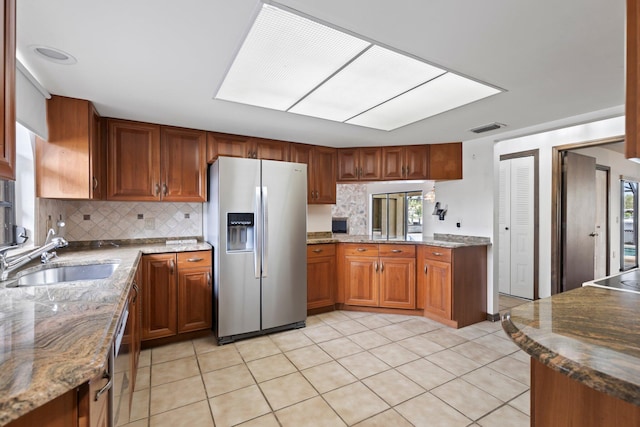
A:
[144,218,155,230]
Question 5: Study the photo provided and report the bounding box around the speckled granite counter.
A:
[501,286,640,406]
[307,233,491,248]
[0,241,211,426]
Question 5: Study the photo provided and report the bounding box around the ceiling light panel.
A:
[289,45,446,122]
[347,73,501,131]
[215,4,369,111]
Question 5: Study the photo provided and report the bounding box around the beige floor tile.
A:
[235,336,282,361]
[301,361,357,393]
[362,370,424,406]
[474,333,520,355]
[451,325,489,340]
[373,324,417,341]
[510,349,530,364]
[488,355,530,386]
[192,334,220,354]
[151,341,195,364]
[134,366,150,390]
[477,404,529,427]
[270,330,314,352]
[395,392,471,427]
[318,337,364,359]
[198,345,243,373]
[369,343,420,367]
[275,396,346,427]
[285,344,332,370]
[247,353,297,383]
[323,382,389,425]
[450,341,504,365]
[338,351,391,379]
[427,349,483,376]
[302,325,343,343]
[462,366,529,402]
[472,320,503,333]
[341,310,372,319]
[348,330,391,350]
[151,356,200,387]
[150,375,206,415]
[422,329,468,348]
[397,318,441,334]
[317,311,351,324]
[355,315,392,329]
[236,413,280,427]
[202,363,255,397]
[209,385,271,427]
[330,319,370,335]
[397,335,446,357]
[431,378,503,420]
[129,387,150,422]
[396,358,456,390]
[305,315,325,328]
[377,313,417,323]
[138,349,151,368]
[509,391,530,416]
[354,409,413,427]
[149,400,213,427]
[122,420,148,427]
[259,372,318,410]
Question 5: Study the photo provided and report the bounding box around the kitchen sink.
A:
[10,262,120,287]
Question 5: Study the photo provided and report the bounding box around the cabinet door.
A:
[255,138,290,161]
[379,257,416,309]
[291,144,313,203]
[307,245,336,310]
[89,104,104,199]
[382,146,404,180]
[8,388,78,427]
[131,267,141,390]
[337,148,359,181]
[311,146,337,204]
[0,0,15,181]
[161,126,207,202]
[207,132,252,162]
[404,145,429,180]
[359,147,382,181]
[424,259,452,319]
[344,256,378,306]
[177,266,212,333]
[141,254,177,340]
[429,142,462,180]
[107,120,161,201]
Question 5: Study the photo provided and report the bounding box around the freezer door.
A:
[216,157,262,338]
[261,160,307,330]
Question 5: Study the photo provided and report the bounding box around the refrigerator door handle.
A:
[262,186,268,278]
[255,186,261,279]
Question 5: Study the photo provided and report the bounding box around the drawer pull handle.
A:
[357,248,367,252]
[187,257,204,262]
[432,252,443,256]
[95,372,112,401]
[312,249,323,253]
[391,249,402,253]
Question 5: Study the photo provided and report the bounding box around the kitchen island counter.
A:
[502,286,640,423]
[307,233,491,248]
[0,241,211,426]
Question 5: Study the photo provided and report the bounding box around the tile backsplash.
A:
[37,198,202,244]
[331,184,367,235]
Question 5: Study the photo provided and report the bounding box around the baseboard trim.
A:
[486,312,501,322]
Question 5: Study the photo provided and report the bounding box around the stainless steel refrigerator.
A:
[205,157,307,344]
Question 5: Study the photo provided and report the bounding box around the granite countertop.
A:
[307,233,491,248]
[0,240,211,426]
[502,286,640,406]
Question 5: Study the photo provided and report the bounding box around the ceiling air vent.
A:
[469,122,505,134]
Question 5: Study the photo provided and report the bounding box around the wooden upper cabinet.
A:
[0,0,16,181]
[291,143,336,204]
[207,132,289,162]
[429,142,462,180]
[337,147,382,182]
[107,119,161,201]
[161,126,207,202]
[381,145,428,180]
[255,138,289,161]
[36,96,104,199]
[627,0,640,159]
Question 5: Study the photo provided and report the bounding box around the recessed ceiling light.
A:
[31,45,77,65]
[215,3,503,131]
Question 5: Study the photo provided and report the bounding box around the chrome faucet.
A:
[0,228,68,281]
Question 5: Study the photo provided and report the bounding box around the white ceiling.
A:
[16,0,625,148]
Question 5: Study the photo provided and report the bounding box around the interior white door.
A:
[498,161,511,294]
[594,168,608,278]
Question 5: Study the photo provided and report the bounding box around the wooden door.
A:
[8,389,78,427]
[382,146,404,180]
[379,257,416,309]
[429,143,462,180]
[177,266,212,333]
[207,132,251,162]
[404,145,429,179]
[337,148,359,181]
[89,104,103,199]
[344,256,378,306]
[562,151,596,291]
[107,120,161,201]
[161,126,207,202]
[255,138,290,161]
[0,0,15,181]
[424,258,452,319]
[307,244,336,310]
[311,146,337,204]
[141,254,177,340]
[359,147,382,181]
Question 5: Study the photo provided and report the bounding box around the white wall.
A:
[15,123,35,248]
[307,204,332,232]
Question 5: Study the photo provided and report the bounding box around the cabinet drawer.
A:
[422,246,452,262]
[177,251,212,268]
[342,243,379,257]
[307,244,336,258]
[379,244,415,258]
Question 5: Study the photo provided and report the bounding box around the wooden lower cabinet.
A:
[344,255,379,306]
[379,256,416,309]
[307,244,336,310]
[417,245,487,328]
[141,251,212,341]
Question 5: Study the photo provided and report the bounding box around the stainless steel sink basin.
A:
[13,262,119,287]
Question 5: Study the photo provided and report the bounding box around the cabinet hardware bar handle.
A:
[169,259,175,274]
[374,262,378,272]
[357,248,367,252]
[391,249,402,253]
[132,283,139,304]
[207,272,211,287]
[381,262,384,272]
[432,252,443,256]
[187,257,204,262]
[163,183,168,196]
[92,176,98,190]
[95,372,113,401]
[424,265,428,274]
[155,184,160,196]
[406,167,410,175]
[312,249,323,253]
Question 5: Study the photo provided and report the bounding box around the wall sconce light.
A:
[423,185,436,203]
[432,202,448,220]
